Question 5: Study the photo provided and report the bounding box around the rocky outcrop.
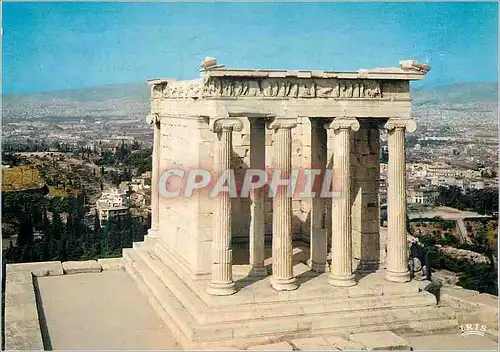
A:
[435,244,491,264]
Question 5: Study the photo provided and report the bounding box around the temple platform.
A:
[4,255,497,350]
[123,236,459,349]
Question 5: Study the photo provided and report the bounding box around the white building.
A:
[130,172,152,192]
[409,187,439,205]
[429,176,465,190]
[425,163,455,178]
[96,188,130,225]
[469,180,485,190]
[119,172,152,193]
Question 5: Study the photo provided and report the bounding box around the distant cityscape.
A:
[3,81,498,209]
[2,80,498,294]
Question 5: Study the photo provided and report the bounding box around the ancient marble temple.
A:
[145,57,429,291]
[120,58,459,349]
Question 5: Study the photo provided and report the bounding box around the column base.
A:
[206,281,237,296]
[270,277,298,291]
[249,266,268,277]
[328,273,357,287]
[308,260,328,274]
[385,269,411,283]
[146,228,160,238]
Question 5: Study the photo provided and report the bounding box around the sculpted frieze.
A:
[164,80,203,98]
[155,78,382,99]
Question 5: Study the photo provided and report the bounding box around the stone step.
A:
[153,239,424,297]
[136,243,210,320]
[485,327,499,342]
[225,305,457,339]
[152,240,422,300]
[124,248,254,349]
[124,246,458,348]
[123,249,206,341]
[152,240,211,281]
[123,249,208,349]
[139,245,439,325]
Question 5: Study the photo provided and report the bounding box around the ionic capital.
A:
[212,118,244,133]
[146,113,160,125]
[385,118,417,133]
[266,117,298,130]
[324,117,360,132]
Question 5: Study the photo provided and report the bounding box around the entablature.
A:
[148,57,429,102]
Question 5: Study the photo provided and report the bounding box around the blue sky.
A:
[2,2,498,94]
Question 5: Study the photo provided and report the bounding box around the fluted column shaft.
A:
[207,118,243,296]
[146,113,160,237]
[268,118,298,291]
[385,118,416,283]
[327,117,359,287]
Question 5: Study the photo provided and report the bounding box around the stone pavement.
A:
[406,333,498,351]
[4,258,498,350]
[242,332,498,351]
[36,270,178,350]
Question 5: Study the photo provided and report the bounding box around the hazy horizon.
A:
[2,80,497,98]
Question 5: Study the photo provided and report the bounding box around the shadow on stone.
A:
[234,241,272,290]
[1,261,5,351]
[354,264,379,280]
[32,276,53,351]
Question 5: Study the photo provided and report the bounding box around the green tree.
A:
[17,213,34,247]
[51,210,64,241]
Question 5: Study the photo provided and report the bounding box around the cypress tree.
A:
[51,210,63,241]
[17,213,34,247]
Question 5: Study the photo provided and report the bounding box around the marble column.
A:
[384,118,416,283]
[326,117,360,287]
[249,118,267,276]
[207,118,243,296]
[267,117,298,291]
[146,113,160,238]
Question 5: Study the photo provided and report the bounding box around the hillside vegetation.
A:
[2,165,43,191]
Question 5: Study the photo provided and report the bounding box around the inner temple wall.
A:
[157,114,381,270]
